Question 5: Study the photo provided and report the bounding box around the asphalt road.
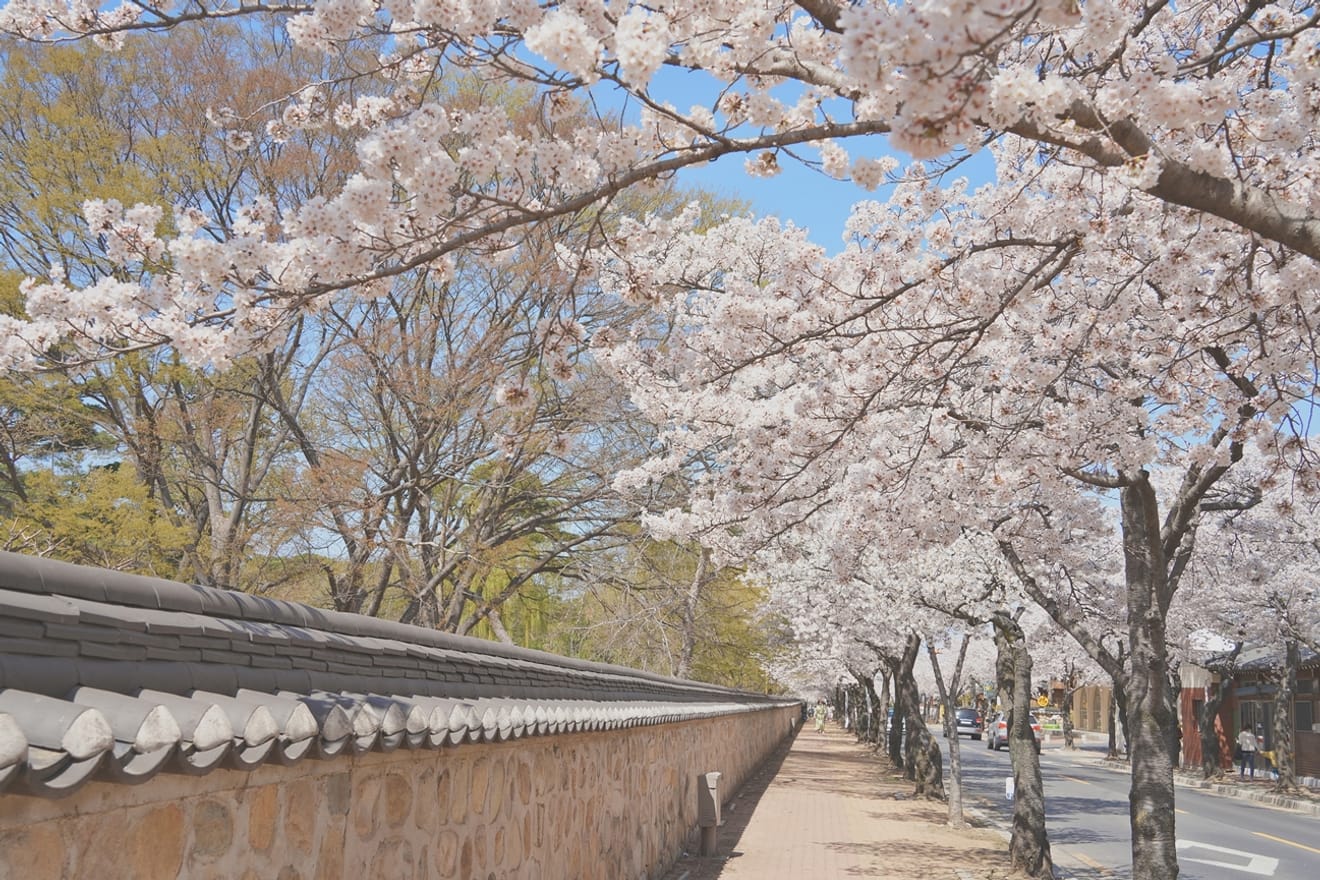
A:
[937,731,1320,879]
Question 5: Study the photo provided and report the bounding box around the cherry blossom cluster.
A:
[594,126,1318,592]
[1173,455,1320,656]
[0,0,1315,372]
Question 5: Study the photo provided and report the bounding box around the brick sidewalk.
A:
[661,725,1012,880]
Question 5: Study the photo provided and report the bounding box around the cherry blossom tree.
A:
[749,531,1059,868]
[594,160,1312,875]
[0,1,1316,369]
[749,543,952,793]
[3,4,1320,880]
[926,635,973,827]
[906,535,1055,872]
[1176,469,1320,790]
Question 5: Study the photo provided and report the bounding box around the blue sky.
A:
[674,144,998,254]
[608,67,999,255]
[676,153,872,252]
[615,66,889,254]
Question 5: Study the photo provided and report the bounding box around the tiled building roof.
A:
[1201,644,1320,672]
[0,551,788,798]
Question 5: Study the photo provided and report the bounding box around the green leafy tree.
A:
[550,532,788,689]
[3,462,190,571]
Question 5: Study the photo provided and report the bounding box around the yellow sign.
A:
[1036,695,1049,708]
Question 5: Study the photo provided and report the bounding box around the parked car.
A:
[986,712,1042,752]
[951,707,983,740]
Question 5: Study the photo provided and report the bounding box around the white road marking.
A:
[1176,839,1280,876]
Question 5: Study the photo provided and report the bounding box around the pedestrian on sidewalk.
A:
[1236,726,1259,778]
[813,699,827,733]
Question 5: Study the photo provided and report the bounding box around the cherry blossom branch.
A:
[997,541,1122,681]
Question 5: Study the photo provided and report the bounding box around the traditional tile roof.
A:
[0,551,790,798]
[1200,644,1320,672]
[1235,645,1320,672]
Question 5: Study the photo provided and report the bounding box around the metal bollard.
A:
[696,771,722,856]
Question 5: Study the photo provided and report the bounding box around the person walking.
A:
[813,699,828,733]
[1236,725,1259,778]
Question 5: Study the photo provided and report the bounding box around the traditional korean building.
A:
[1179,646,1320,778]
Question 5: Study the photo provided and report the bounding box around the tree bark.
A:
[1110,670,1131,760]
[887,667,905,767]
[852,672,883,745]
[1060,681,1076,750]
[928,638,971,827]
[1057,661,1083,750]
[862,673,882,744]
[676,546,710,680]
[893,633,945,799]
[1272,640,1299,792]
[992,610,1053,878]
[1198,648,1240,779]
[880,670,898,759]
[1119,477,1180,880]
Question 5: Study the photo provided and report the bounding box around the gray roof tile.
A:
[0,690,113,759]
[0,712,27,771]
[65,688,181,753]
[0,588,80,624]
[0,618,44,640]
[0,550,794,798]
[2,637,79,659]
[135,689,233,751]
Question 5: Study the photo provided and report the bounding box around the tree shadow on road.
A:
[1043,795,1129,817]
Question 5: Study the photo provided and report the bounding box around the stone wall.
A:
[0,704,798,880]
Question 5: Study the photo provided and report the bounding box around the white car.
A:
[986,712,1042,752]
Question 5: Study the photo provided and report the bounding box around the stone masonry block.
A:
[0,824,65,880]
[189,798,234,868]
[129,802,185,879]
[351,775,381,841]
[283,777,317,856]
[433,829,458,875]
[247,785,279,852]
[382,773,411,829]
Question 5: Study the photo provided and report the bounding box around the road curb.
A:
[1070,752,1320,816]
[1175,774,1320,817]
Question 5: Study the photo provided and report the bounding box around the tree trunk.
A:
[852,673,883,745]
[1198,656,1238,779]
[1109,671,1131,760]
[1108,696,1119,759]
[676,546,709,680]
[1167,666,1184,771]
[1119,478,1180,880]
[928,638,970,827]
[894,634,944,799]
[887,675,905,767]
[1272,640,1299,791]
[860,673,883,744]
[487,608,515,645]
[1060,665,1077,750]
[992,610,1053,878]
[880,670,899,760]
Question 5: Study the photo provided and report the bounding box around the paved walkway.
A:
[659,723,1320,880]
[661,725,1011,880]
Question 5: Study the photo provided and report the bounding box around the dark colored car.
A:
[987,712,1042,752]
[953,707,983,740]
